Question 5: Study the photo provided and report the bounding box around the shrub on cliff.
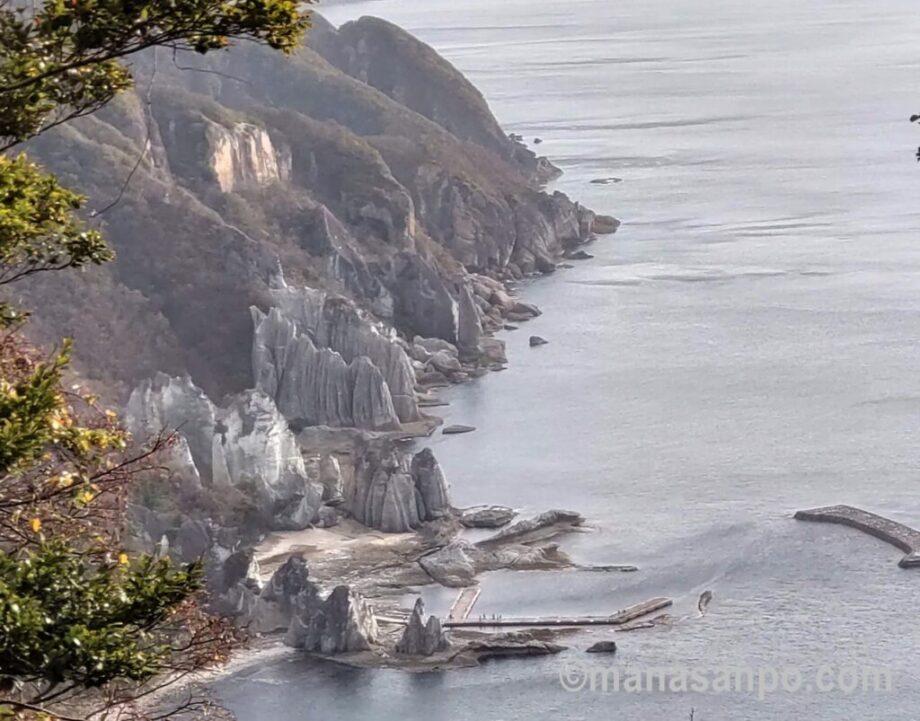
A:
[0,1,311,719]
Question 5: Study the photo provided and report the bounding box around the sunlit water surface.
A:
[217,2,920,718]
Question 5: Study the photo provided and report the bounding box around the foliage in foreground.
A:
[0,0,312,718]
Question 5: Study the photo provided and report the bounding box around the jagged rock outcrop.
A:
[396,598,449,656]
[254,555,322,633]
[265,279,420,420]
[410,448,451,521]
[251,306,401,431]
[126,373,217,480]
[207,545,262,618]
[212,389,325,530]
[351,444,451,532]
[127,374,324,531]
[287,585,379,654]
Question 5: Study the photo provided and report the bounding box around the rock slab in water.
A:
[459,506,517,529]
[463,632,566,661]
[443,424,476,435]
[480,509,584,547]
[529,335,548,347]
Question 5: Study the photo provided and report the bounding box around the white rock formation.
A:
[251,306,401,431]
[126,375,324,531]
[286,585,379,654]
[206,121,291,192]
[257,277,421,424]
[350,444,451,533]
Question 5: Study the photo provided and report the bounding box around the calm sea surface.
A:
[217,2,920,718]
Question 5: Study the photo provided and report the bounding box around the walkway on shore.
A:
[448,587,482,621]
[795,505,920,568]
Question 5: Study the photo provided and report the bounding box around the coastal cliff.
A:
[18,13,619,664]
[20,13,616,400]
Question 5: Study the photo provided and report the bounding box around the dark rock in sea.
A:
[590,177,623,185]
[566,250,595,261]
[443,424,476,435]
[529,335,549,347]
[396,598,449,656]
[586,641,618,654]
[459,506,517,529]
[533,138,543,145]
[503,324,519,331]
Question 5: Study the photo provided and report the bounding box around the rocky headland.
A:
[19,13,621,670]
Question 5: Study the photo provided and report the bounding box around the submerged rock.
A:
[396,598,449,656]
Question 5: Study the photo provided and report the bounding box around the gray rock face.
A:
[251,306,401,431]
[265,279,420,424]
[127,374,324,532]
[396,598,449,656]
[456,283,484,360]
[289,585,379,654]
[125,373,217,480]
[350,444,452,533]
[212,390,325,531]
[418,540,478,587]
[411,448,451,521]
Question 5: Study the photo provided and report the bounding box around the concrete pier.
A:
[448,587,482,621]
[444,597,672,629]
[794,505,920,568]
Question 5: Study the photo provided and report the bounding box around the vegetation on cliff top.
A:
[0,1,311,718]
